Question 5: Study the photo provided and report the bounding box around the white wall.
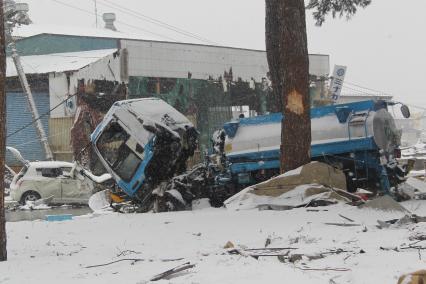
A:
[49,51,125,118]
[74,51,123,83]
[49,72,69,118]
[121,40,330,81]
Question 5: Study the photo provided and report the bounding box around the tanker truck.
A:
[90,98,409,211]
[220,99,408,194]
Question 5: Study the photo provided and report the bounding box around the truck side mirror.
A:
[401,105,410,118]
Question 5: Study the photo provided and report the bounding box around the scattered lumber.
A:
[324,222,361,227]
[150,262,195,281]
[85,258,145,268]
[338,214,355,222]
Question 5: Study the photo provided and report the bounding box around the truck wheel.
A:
[20,191,41,205]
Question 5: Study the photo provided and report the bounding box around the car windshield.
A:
[96,121,142,182]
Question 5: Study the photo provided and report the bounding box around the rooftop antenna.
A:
[94,0,98,28]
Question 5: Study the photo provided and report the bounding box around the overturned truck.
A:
[91,98,409,211]
[90,98,198,210]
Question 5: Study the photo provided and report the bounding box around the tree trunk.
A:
[265,0,311,173]
[0,0,7,261]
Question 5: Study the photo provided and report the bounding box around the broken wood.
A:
[380,244,426,251]
[85,258,145,268]
[85,257,184,268]
[324,223,361,227]
[232,247,361,263]
[228,247,297,259]
[307,209,328,212]
[244,247,298,251]
[286,248,361,263]
[295,266,351,272]
[400,246,426,250]
[116,249,141,257]
[150,262,195,281]
[380,246,399,251]
[338,214,355,223]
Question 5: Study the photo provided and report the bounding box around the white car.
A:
[10,161,96,205]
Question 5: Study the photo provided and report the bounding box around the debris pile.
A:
[224,162,362,210]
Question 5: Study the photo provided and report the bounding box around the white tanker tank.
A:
[221,100,409,193]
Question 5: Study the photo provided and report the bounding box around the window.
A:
[61,167,73,177]
[97,121,142,182]
[37,168,63,178]
[96,122,130,166]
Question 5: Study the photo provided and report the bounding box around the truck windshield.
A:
[96,121,142,182]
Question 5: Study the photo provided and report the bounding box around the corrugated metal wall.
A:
[49,117,74,162]
[6,92,50,166]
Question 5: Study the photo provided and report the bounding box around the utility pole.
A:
[4,1,53,160]
[94,0,98,28]
[0,0,8,262]
[9,42,53,160]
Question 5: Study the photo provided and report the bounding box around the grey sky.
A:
[19,0,426,109]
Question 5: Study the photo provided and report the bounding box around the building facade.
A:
[7,24,330,164]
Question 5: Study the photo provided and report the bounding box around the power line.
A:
[49,0,179,42]
[344,81,393,96]
[11,129,72,147]
[341,85,375,96]
[341,82,426,111]
[97,0,219,45]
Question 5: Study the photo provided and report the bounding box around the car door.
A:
[60,170,92,204]
[32,167,63,203]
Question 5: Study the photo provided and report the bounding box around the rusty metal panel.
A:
[48,117,73,161]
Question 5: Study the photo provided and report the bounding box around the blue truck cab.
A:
[90,98,198,203]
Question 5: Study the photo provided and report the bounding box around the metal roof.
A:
[12,23,165,41]
[6,49,118,77]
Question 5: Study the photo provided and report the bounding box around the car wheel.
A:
[20,191,41,205]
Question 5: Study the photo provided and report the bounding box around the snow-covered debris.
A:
[402,141,426,159]
[359,196,410,213]
[81,171,112,184]
[224,162,352,210]
[406,177,426,194]
[6,146,28,166]
[88,190,112,212]
[2,202,425,283]
[18,196,54,210]
[225,184,349,210]
[191,198,212,210]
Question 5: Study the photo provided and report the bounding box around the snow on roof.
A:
[6,49,118,77]
[28,161,74,168]
[12,23,171,42]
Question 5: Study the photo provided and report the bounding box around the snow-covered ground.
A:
[1,201,426,284]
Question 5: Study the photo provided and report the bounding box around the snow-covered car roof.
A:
[28,161,74,169]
